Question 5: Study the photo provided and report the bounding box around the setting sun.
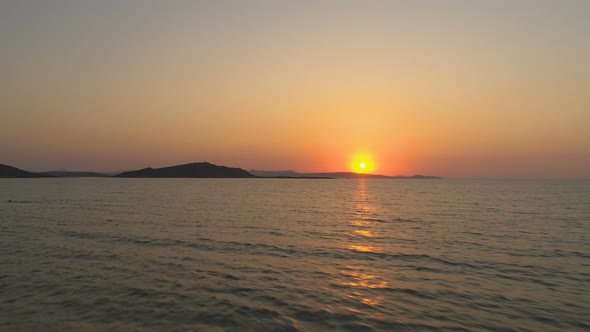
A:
[350,153,376,173]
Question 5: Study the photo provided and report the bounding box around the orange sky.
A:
[1,1,589,178]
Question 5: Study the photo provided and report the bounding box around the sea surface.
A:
[1,178,589,331]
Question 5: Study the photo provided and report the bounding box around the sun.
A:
[350,153,376,173]
[355,161,370,173]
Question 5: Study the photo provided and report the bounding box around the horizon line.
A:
[3,161,590,180]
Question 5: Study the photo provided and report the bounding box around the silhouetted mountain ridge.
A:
[0,162,441,179]
[116,162,256,178]
[0,164,53,178]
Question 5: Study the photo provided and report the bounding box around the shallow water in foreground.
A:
[1,179,589,331]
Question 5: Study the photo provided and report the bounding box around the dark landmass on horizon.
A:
[40,171,112,177]
[273,176,333,179]
[116,162,256,178]
[250,169,441,179]
[0,164,53,178]
[0,162,441,179]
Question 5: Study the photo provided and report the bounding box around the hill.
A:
[0,164,53,178]
[116,162,257,178]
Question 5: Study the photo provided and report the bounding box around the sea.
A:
[1,178,588,331]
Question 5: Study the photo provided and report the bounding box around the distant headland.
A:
[0,162,441,179]
[0,164,53,178]
[249,169,441,179]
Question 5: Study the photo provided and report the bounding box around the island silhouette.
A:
[116,162,256,178]
[0,162,441,179]
[0,164,53,178]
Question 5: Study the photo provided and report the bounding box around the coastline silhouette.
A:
[0,164,53,178]
[0,162,441,179]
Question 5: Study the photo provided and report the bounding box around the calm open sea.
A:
[1,179,588,331]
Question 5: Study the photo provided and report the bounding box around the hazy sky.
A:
[1,0,589,178]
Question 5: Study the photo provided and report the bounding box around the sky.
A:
[1,0,589,178]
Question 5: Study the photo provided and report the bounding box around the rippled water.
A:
[1,179,589,331]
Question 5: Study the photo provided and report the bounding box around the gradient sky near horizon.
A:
[1,0,589,178]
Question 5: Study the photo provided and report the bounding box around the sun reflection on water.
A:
[354,230,375,238]
[340,270,389,289]
[361,296,383,307]
[347,179,383,252]
[338,265,388,315]
[348,244,384,253]
[337,181,390,313]
[350,221,373,229]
